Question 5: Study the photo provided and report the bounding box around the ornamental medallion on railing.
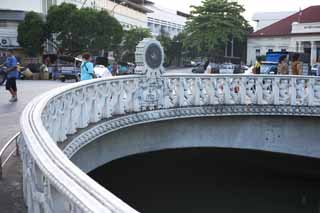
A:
[135,38,166,110]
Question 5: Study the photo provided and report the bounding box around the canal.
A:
[89,148,320,213]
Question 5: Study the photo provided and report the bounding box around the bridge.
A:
[19,39,320,212]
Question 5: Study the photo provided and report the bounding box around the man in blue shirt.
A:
[0,50,19,102]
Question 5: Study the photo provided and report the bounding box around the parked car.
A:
[311,64,320,76]
[59,65,80,82]
[58,57,82,82]
[191,62,205,73]
[219,63,235,74]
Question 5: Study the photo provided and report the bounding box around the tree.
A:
[156,31,185,67]
[117,28,152,63]
[184,0,250,57]
[17,11,46,56]
[46,3,123,56]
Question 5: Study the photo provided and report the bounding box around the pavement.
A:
[0,79,69,213]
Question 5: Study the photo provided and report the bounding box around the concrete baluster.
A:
[224,77,231,104]
[308,78,315,106]
[240,77,246,105]
[178,77,185,107]
[194,77,201,106]
[273,77,280,105]
[256,78,263,105]
[290,78,296,105]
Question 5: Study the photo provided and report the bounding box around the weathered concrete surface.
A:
[0,80,68,212]
[71,116,320,174]
[0,80,69,148]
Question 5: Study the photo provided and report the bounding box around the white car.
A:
[311,64,320,76]
[219,63,235,74]
[94,65,112,78]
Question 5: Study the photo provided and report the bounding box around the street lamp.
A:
[111,0,127,16]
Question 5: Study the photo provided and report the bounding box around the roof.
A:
[250,5,320,37]
[125,0,153,13]
[0,10,26,21]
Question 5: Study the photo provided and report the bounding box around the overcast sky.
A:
[151,0,320,26]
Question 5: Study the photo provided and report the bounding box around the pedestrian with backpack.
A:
[81,52,95,81]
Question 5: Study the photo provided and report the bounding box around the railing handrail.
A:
[20,74,320,212]
[0,131,20,179]
[21,76,142,212]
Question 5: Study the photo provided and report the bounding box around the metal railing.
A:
[0,132,20,179]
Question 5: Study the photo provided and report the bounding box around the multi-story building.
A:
[144,2,187,38]
[0,0,151,52]
[247,5,320,65]
[0,10,25,51]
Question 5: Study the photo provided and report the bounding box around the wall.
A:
[292,22,320,34]
[60,0,148,28]
[71,116,320,174]
[1,0,42,13]
[247,36,292,65]
[146,4,186,38]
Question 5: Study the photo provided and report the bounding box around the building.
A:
[0,10,26,57]
[0,0,152,53]
[247,6,320,65]
[71,0,152,30]
[252,11,296,31]
[145,2,187,38]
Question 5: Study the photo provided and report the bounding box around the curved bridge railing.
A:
[20,74,320,213]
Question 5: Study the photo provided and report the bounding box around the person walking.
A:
[252,56,262,74]
[277,55,289,75]
[0,49,19,102]
[291,53,302,75]
[80,52,95,81]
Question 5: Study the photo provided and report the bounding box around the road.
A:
[166,67,193,74]
[0,80,69,148]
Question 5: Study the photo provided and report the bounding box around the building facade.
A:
[0,0,151,52]
[247,6,320,65]
[145,2,187,38]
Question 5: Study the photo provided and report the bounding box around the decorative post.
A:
[135,38,166,110]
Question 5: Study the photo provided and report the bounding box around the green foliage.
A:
[46,3,123,55]
[118,28,152,63]
[185,0,250,57]
[156,32,184,66]
[17,11,45,56]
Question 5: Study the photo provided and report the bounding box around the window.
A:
[281,49,286,52]
[267,49,273,52]
[255,49,261,56]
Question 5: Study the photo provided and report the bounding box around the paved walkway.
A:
[0,80,69,212]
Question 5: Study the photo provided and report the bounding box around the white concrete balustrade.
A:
[19,73,320,213]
